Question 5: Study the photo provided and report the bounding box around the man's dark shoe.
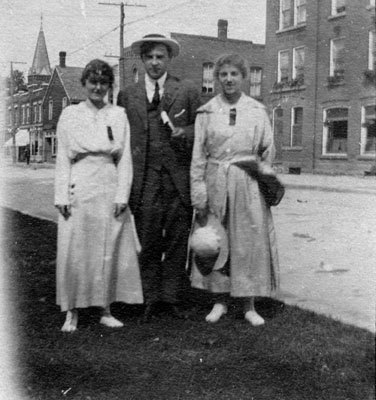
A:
[163,303,189,319]
[141,302,158,323]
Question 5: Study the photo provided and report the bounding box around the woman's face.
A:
[85,73,110,107]
[218,64,244,100]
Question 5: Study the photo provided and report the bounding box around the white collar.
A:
[145,73,167,102]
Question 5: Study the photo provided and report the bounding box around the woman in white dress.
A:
[190,54,280,326]
[55,59,143,332]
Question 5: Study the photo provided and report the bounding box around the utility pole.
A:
[9,61,27,164]
[99,2,146,91]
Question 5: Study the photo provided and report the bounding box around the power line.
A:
[67,0,198,56]
[123,0,196,27]
[68,25,119,56]
[99,2,147,91]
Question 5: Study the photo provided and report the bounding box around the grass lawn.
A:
[1,208,375,400]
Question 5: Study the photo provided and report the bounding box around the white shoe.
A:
[61,310,78,332]
[100,315,124,328]
[205,303,227,323]
[244,310,265,326]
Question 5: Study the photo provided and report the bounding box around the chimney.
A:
[59,51,66,68]
[218,19,228,40]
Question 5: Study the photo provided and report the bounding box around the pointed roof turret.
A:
[29,15,51,76]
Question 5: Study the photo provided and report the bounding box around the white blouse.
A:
[54,99,132,205]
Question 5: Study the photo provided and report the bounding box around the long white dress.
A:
[55,99,143,311]
[190,93,279,297]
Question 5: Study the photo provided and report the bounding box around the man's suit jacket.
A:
[117,75,201,211]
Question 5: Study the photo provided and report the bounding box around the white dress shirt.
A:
[145,72,167,103]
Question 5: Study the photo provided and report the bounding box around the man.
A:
[117,34,201,321]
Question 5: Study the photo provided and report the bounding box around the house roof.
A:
[56,66,86,102]
[29,21,51,76]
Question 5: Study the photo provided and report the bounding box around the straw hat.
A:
[131,34,180,57]
[190,214,229,276]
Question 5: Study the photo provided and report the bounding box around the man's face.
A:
[142,44,171,80]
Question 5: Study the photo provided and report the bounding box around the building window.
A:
[279,0,306,30]
[7,107,11,125]
[52,136,57,156]
[323,108,348,154]
[202,63,214,94]
[295,0,306,24]
[278,50,290,82]
[249,67,262,98]
[33,102,38,123]
[330,38,345,79]
[14,106,19,126]
[132,67,139,83]
[48,100,53,120]
[280,0,293,29]
[291,107,303,146]
[293,46,305,82]
[21,105,26,124]
[331,0,346,15]
[361,105,376,155]
[26,105,30,124]
[38,102,42,122]
[31,138,38,156]
[62,97,67,109]
[369,31,375,70]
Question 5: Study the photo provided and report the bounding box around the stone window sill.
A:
[328,12,346,20]
[276,23,306,35]
[320,154,348,160]
[271,85,306,94]
[357,154,376,160]
[282,146,303,151]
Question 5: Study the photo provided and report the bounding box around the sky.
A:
[0,0,266,78]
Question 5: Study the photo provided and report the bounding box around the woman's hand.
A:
[195,206,208,227]
[55,204,71,220]
[114,203,127,218]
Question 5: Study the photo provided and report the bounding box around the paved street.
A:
[1,161,375,332]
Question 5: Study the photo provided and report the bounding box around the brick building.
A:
[121,20,265,104]
[264,0,376,174]
[5,20,51,162]
[42,52,85,162]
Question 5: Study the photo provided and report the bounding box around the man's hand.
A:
[114,203,127,218]
[171,127,186,139]
[55,204,71,220]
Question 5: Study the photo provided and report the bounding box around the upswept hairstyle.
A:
[214,53,248,80]
[80,59,114,88]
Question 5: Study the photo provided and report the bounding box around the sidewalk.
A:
[3,160,376,192]
[280,172,376,195]
[1,162,375,332]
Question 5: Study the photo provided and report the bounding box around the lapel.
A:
[133,82,148,130]
[161,75,180,112]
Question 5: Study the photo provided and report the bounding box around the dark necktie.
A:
[152,82,160,106]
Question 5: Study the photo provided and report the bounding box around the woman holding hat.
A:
[55,59,143,332]
[190,53,280,325]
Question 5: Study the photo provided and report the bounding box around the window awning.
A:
[4,129,30,147]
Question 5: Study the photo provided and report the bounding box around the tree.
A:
[7,69,27,93]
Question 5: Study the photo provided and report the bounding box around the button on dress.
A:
[190,94,280,297]
[55,100,143,311]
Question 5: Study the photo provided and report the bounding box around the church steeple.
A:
[28,15,51,84]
